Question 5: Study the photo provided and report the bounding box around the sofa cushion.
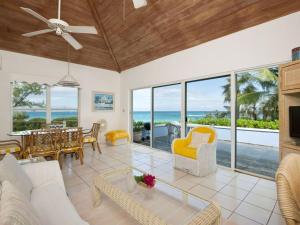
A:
[174,146,197,159]
[31,182,88,225]
[188,132,210,148]
[0,180,41,225]
[0,154,33,200]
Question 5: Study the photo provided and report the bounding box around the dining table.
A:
[8,127,88,149]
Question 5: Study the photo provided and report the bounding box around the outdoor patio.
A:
[136,135,279,178]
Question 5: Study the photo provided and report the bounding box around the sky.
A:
[132,76,230,111]
[21,86,78,109]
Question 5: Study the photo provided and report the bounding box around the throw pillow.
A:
[0,180,41,225]
[188,132,210,148]
[0,154,33,200]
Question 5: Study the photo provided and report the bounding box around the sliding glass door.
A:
[152,84,181,151]
[235,67,279,177]
[132,88,151,146]
[186,76,231,167]
[131,65,280,178]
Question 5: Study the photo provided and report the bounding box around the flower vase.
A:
[126,173,136,192]
[138,182,154,200]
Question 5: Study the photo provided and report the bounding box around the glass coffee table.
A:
[92,167,220,225]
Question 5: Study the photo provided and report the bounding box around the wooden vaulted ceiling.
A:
[0,0,300,72]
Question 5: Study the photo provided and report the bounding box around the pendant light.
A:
[132,0,147,9]
[57,45,80,87]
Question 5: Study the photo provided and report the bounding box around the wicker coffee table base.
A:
[92,169,220,225]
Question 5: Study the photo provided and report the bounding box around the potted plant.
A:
[133,121,143,142]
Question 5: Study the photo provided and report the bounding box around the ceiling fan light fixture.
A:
[132,0,147,9]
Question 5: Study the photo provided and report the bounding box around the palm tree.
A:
[222,67,279,121]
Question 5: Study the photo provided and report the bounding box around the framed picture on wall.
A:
[92,91,114,111]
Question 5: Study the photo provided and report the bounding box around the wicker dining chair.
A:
[59,128,84,166]
[83,123,101,153]
[0,139,23,160]
[276,153,300,225]
[27,129,61,160]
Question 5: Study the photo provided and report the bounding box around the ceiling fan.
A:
[20,0,98,50]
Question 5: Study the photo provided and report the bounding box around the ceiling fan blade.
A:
[20,7,54,28]
[65,26,98,34]
[61,33,82,50]
[22,29,54,37]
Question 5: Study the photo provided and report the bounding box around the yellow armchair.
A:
[172,126,217,176]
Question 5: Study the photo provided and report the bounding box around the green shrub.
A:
[133,118,279,130]
[189,118,278,130]
[52,117,78,127]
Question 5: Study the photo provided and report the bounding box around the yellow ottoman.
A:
[105,130,130,146]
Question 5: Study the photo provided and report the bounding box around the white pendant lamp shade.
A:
[132,0,147,9]
[57,73,80,87]
[57,61,80,87]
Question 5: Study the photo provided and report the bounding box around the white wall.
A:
[0,50,121,140]
[120,12,300,130]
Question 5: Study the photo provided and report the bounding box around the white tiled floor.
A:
[62,143,286,225]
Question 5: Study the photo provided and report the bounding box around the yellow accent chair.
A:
[276,153,300,225]
[0,139,23,160]
[83,123,101,153]
[172,126,217,176]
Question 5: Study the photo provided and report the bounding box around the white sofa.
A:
[20,161,89,225]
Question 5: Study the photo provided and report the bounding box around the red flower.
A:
[143,174,156,188]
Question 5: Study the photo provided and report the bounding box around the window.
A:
[12,82,79,131]
[12,82,47,131]
[152,84,181,151]
[51,86,78,127]
[235,67,279,177]
[132,88,151,146]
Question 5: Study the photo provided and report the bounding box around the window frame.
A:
[10,82,80,132]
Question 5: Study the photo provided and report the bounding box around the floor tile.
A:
[190,184,217,199]
[256,179,276,190]
[225,213,261,225]
[199,177,227,191]
[251,185,277,200]
[212,193,241,211]
[235,202,272,224]
[172,177,196,191]
[236,173,259,184]
[219,185,249,200]
[229,178,256,191]
[244,193,276,211]
[267,213,286,225]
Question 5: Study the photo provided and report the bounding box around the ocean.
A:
[24,110,222,122]
[133,111,217,122]
[25,111,78,120]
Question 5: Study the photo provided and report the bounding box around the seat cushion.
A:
[0,154,33,200]
[188,132,210,148]
[0,146,21,154]
[31,182,88,225]
[0,180,41,225]
[83,137,96,143]
[174,146,197,159]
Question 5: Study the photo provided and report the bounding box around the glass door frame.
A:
[151,83,182,150]
[184,74,236,170]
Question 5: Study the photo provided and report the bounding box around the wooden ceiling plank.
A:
[86,0,121,72]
